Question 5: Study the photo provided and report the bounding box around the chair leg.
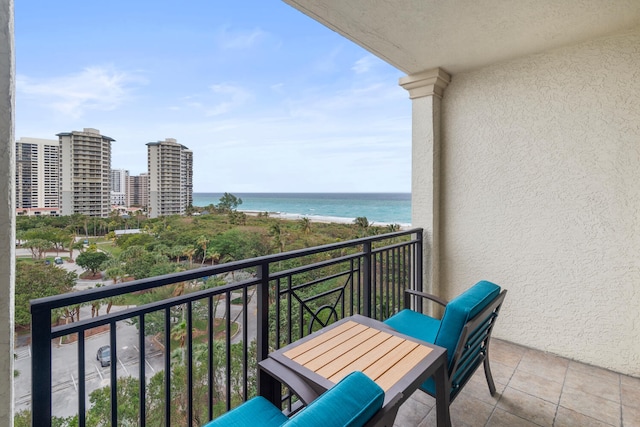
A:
[483,348,497,396]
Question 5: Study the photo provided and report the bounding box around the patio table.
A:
[259,314,451,427]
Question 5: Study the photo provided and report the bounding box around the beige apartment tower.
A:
[15,137,60,210]
[58,128,113,217]
[147,138,193,218]
[126,172,149,208]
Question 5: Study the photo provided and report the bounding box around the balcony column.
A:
[399,68,450,299]
[0,0,14,425]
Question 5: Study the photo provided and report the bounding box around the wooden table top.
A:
[281,318,433,392]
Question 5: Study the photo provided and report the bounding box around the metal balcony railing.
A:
[30,228,423,426]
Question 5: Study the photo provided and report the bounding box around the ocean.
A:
[192,193,411,226]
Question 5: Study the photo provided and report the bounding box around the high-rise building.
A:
[126,172,149,208]
[110,168,128,206]
[147,138,193,218]
[58,128,114,217]
[15,137,60,210]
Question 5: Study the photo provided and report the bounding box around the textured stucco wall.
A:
[439,27,640,376]
[0,0,15,424]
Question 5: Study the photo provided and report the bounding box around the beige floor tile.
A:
[419,393,494,427]
[490,360,517,386]
[568,360,621,383]
[623,404,640,427]
[486,407,542,427]
[407,388,436,408]
[464,371,506,406]
[517,350,568,384]
[554,406,616,427]
[491,339,526,368]
[394,395,430,427]
[509,368,563,404]
[621,375,640,409]
[560,385,621,426]
[565,362,620,403]
[497,386,557,426]
[386,340,632,427]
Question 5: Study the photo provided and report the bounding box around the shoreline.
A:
[240,209,412,229]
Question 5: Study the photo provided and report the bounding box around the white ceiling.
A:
[283,0,640,75]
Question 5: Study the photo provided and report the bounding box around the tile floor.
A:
[393,339,640,427]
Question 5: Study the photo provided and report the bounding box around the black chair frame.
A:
[403,288,507,402]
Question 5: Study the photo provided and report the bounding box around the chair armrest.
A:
[259,358,322,405]
[362,391,403,427]
[283,372,384,427]
[404,289,448,310]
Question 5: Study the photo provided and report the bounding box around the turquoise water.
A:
[193,193,411,226]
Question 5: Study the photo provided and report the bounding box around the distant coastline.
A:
[192,192,412,226]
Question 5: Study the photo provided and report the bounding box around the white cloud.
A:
[17,67,146,119]
[216,26,267,49]
[205,83,252,116]
[352,55,378,74]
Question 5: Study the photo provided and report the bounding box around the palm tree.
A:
[207,250,221,266]
[103,259,126,284]
[183,247,196,268]
[354,216,371,237]
[196,235,210,266]
[299,217,312,235]
[269,222,286,253]
[170,319,188,361]
[386,223,401,233]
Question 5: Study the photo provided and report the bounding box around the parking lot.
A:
[14,309,166,418]
[14,251,257,418]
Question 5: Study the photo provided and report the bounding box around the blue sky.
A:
[15,1,411,193]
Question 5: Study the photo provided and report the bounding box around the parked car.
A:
[54,257,63,265]
[96,345,111,367]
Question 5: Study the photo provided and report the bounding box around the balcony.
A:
[29,230,423,426]
[27,230,639,426]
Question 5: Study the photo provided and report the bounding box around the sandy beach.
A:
[241,210,411,229]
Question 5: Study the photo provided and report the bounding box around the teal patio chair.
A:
[384,280,507,402]
[203,371,384,427]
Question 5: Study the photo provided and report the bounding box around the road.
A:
[14,251,258,418]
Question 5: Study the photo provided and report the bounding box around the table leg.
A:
[259,365,282,408]
[434,364,451,427]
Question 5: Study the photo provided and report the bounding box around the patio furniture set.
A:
[205,280,507,427]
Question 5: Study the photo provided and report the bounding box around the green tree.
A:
[85,376,140,427]
[76,251,110,275]
[269,222,286,253]
[386,223,401,233]
[103,258,126,284]
[15,263,76,327]
[216,192,242,213]
[299,217,312,235]
[14,410,77,427]
[23,238,52,259]
[354,216,371,237]
[196,235,210,266]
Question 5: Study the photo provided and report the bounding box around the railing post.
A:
[363,241,372,318]
[257,262,280,405]
[415,231,424,313]
[256,262,270,363]
[31,304,52,427]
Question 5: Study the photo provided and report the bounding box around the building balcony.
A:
[26,230,639,426]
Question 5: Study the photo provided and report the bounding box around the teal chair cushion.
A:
[384,281,500,367]
[383,308,440,344]
[284,371,384,427]
[434,281,500,366]
[202,371,383,427]
[202,396,288,427]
